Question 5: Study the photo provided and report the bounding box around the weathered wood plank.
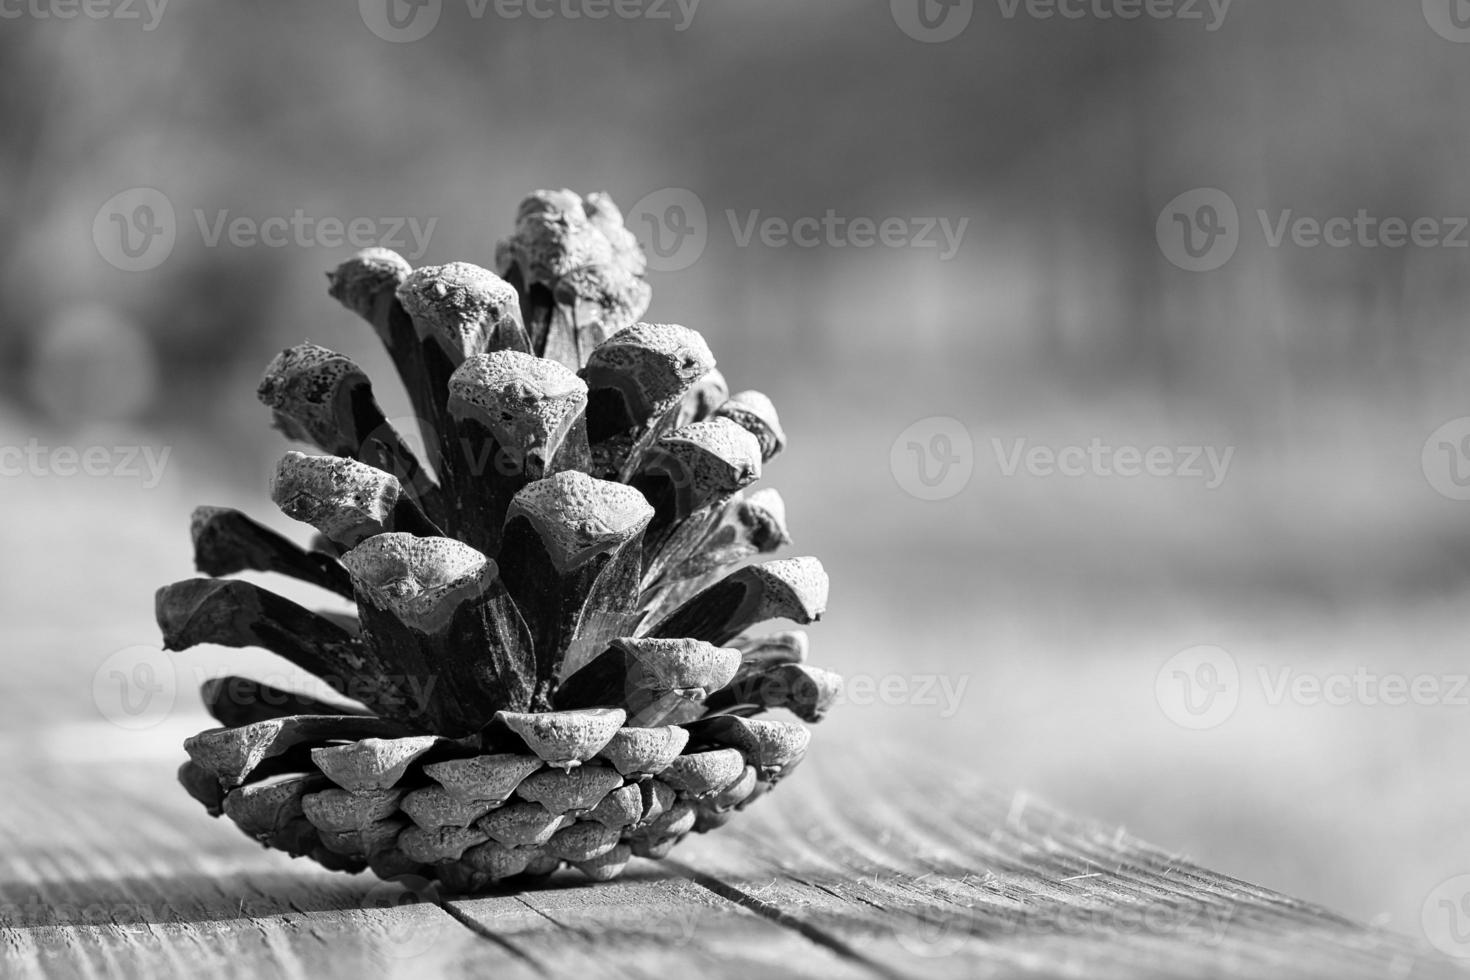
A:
[0,723,1459,980]
[0,756,528,980]
[444,875,869,979]
[664,740,1458,979]
[0,738,861,979]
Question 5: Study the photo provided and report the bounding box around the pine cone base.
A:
[184,712,798,890]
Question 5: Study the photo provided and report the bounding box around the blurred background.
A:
[3,0,1470,936]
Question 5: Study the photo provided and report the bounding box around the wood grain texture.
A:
[0,759,507,980]
[667,742,1461,979]
[0,725,1458,980]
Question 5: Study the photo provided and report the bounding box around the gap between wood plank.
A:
[665,860,913,980]
[435,898,548,973]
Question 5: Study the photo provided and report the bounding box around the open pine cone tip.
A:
[158,188,842,892]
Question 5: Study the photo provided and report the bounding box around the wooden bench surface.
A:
[0,455,1460,979]
[1,721,1458,980]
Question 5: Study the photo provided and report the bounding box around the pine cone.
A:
[156,189,841,891]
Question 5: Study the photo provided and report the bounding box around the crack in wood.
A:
[511,894,597,940]
[435,899,547,974]
[666,861,913,980]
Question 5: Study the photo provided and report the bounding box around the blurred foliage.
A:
[4,1,1470,448]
